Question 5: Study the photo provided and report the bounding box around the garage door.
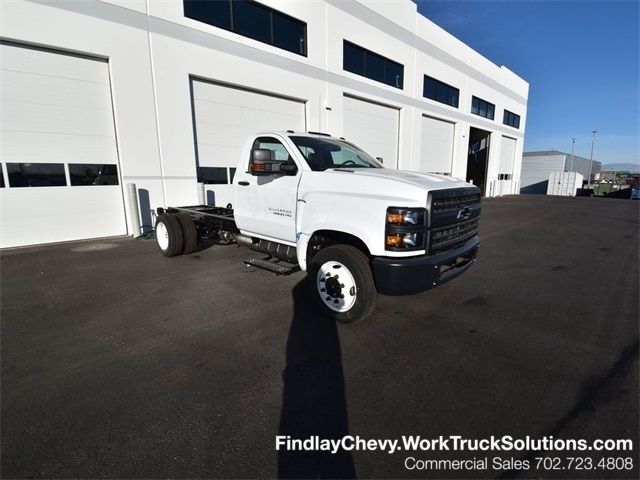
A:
[343,95,399,169]
[191,79,306,206]
[420,115,455,175]
[0,42,126,248]
[498,136,517,195]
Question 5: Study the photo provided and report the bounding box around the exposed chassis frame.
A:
[157,205,239,240]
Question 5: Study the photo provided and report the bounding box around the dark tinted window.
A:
[423,75,459,108]
[233,0,271,44]
[273,11,305,55]
[198,167,228,184]
[471,96,495,120]
[184,0,231,30]
[184,0,307,56]
[503,110,520,129]
[343,41,404,89]
[385,61,403,89]
[229,167,237,182]
[365,51,385,83]
[7,163,66,187]
[343,41,365,75]
[69,164,119,186]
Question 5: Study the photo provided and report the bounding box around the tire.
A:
[155,214,184,257]
[176,213,198,254]
[307,244,376,323]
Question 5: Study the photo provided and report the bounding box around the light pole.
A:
[569,137,576,171]
[588,130,597,188]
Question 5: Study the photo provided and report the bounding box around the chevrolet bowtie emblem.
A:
[457,206,472,220]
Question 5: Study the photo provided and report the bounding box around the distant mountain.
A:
[601,163,640,172]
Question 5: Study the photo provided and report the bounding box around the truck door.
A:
[233,136,301,244]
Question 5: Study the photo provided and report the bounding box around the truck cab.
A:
[156,131,480,323]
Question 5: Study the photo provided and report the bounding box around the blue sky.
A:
[416,0,639,166]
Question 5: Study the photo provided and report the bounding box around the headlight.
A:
[385,207,426,250]
[386,207,425,226]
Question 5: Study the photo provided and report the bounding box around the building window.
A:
[343,41,404,89]
[423,75,459,108]
[498,173,512,180]
[0,165,4,188]
[503,110,520,129]
[69,164,119,186]
[184,0,307,56]
[198,167,228,184]
[471,96,495,120]
[7,163,67,187]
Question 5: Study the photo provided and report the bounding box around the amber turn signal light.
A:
[386,234,402,247]
[386,212,404,224]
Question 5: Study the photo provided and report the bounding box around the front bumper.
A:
[371,236,479,295]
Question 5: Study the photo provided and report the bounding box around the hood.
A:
[326,168,473,191]
[298,168,477,208]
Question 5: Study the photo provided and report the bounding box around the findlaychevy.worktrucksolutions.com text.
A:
[275,435,633,455]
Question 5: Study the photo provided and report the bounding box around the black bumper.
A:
[371,236,479,295]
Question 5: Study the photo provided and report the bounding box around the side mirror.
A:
[376,157,384,164]
[249,149,276,176]
[249,149,297,176]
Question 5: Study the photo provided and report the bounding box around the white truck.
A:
[155,131,481,323]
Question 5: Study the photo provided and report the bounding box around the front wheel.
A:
[307,244,376,323]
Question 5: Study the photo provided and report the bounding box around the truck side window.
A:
[251,137,297,173]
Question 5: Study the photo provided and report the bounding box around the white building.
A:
[521,151,601,194]
[0,0,529,248]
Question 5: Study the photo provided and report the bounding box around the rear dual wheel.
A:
[155,213,198,257]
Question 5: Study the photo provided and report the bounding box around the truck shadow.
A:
[277,280,356,479]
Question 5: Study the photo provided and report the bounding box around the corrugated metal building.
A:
[520,151,601,194]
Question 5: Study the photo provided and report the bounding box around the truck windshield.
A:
[289,136,383,171]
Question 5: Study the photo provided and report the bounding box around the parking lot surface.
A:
[1,195,638,479]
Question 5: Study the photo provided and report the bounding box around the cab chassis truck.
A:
[155,132,481,323]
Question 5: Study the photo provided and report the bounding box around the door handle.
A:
[238,181,250,186]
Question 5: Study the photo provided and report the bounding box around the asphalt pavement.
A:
[1,195,638,479]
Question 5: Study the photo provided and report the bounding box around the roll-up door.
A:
[191,79,306,206]
[0,42,126,248]
[420,115,455,175]
[498,136,517,195]
[343,94,399,169]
